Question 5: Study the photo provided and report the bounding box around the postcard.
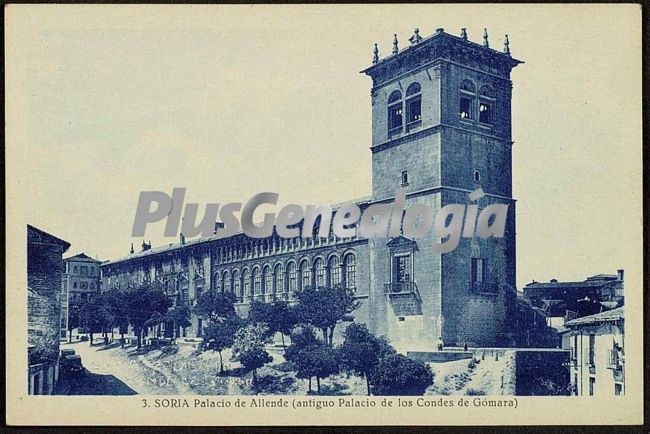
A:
[5,4,643,426]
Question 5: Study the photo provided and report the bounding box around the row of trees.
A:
[77,283,434,395]
[69,285,191,348]
[195,286,433,395]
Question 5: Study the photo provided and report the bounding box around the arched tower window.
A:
[459,79,476,120]
[479,85,495,125]
[387,90,403,136]
[314,258,325,287]
[405,82,422,129]
[328,256,341,288]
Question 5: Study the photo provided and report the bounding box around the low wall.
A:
[407,351,473,363]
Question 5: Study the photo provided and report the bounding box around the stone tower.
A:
[362,28,522,349]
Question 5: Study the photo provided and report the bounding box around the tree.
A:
[231,323,272,384]
[126,285,173,349]
[165,305,192,339]
[78,295,107,345]
[369,354,434,396]
[193,291,237,322]
[202,316,243,373]
[248,301,299,347]
[66,300,81,343]
[295,286,359,346]
[107,292,130,346]
[339,323,396,395]
[285,326,340,394]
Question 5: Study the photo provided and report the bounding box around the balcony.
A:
[384,282,421,316]
[384,281,419,298]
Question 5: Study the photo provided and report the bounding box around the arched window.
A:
[405,82,422,129]
[253,267,262,299]
[300,260,311,290]
[459,79,476,120]
[343,253,357,291]
[478,85,495,125]
[222,270,230,293]
[275,263,285,300]
[242,269,252,302]
[387,90,403,136]
[287,262,297,294]
[232,270,240,302]
[328,256,341,288]
[212,272,221,293]
[263,265,273,299]
[314,258,325,287]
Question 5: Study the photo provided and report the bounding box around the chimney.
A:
[617,269,624,281]
[141,240,151,252]
[180,233,186,245]
[214,221,225,234]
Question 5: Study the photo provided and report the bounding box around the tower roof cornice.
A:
[362,28,523,86]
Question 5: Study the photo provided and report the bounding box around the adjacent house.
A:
[563,306,625,396]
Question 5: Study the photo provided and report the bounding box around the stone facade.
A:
[61,253,102,338]
[101,28,521,349]
[27,225,70,394]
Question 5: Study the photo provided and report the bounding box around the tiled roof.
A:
[64,252,101,263]
[564,306,624,327]
[103,197,373,267]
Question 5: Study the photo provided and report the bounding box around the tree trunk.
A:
[280,333,286,349]
[219,351,224,373]
[366,374,371,396]
[328,327,335,346]
[111,329,114,340]
[137,328,142,349]
[316,376,321,393]
[252,369,257,385]
[322,328,327,343]
[68,329,72,344]
[308,377,312,392]
[89,332,93,346]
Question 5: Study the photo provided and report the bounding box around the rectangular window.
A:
[589,377,595,396]
[471,258,485,283]
[80,281,88,289]
[460,97,472,120]
[388,104,403,134]
[588,334,595,366]
[406,97,421,125]
[614,383,622,396]
[392,255,411,284]
[73,282,78,289]
[401,170,409,186]
[479,102,492,124]
[74,266,79,274]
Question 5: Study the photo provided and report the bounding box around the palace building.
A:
[101,27,522,349]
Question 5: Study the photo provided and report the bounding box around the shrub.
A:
[370,354,434,396]
[465,388,486,396]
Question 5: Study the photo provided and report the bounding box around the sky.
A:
[7,4,642,290]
